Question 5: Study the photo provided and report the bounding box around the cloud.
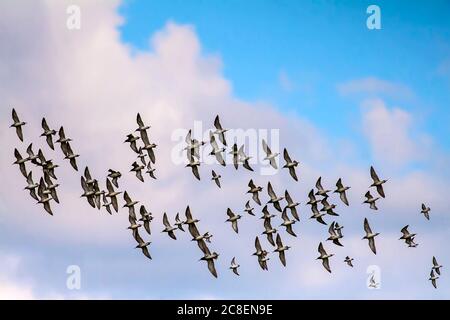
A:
[337,77,414,100]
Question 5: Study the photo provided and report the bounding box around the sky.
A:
[0,0,449,299]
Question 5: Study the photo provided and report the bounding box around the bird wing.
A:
[376,185,385,198]
[368,238,377,254]
[231,220,239,233]
[106,178,114,193]
[123,191,132,204]
[286,224,296,237]
[267,233,275,246]
[370,166,380,182]
[162,213,171,228]
[316,177,324,191]
[283,148,292,163]
[41,118,50,131]
[364,218,372,234]
[308,189,316,202]
[322,258,331,273]
[84,167,92,181]
[255,237,262,252]
[318,242,327,256]
[141,246,152,260]
[214,115,222,130]
[328,222,337,236]
[267,182,276,199]
[252,192,261,205]
[433,256,438,267]
[185,206,193,220]
[284,191,293,204]
[214,151,226,166]
[191,165,201,180]
[262,139,271,156]
[340,191,349,206]
[226,208,234,219]
[336,178,343,189]
[136,113,145,127]
[275,234,283,248]
[400,225,410,237]
[188,223,200,238]
[421,203,426,211]
[12,108,19,122]
[281,208,289,222]
[207,260,218,278]
[16,126,24,141]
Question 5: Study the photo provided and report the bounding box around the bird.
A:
[37,178,53,215]
[262,139,279,169]
[13,148,28,178]
[432,256,443,275]
[261,205,276,221]
[162,212,177,240]
[399,225,417,244]
[274,234,290,266]
[421,203,431,220]
[320,198,338,216]
[40,118,56,150]
[363,218,379,254]
[83,167,96,186]
[198,240,219,278]
[63,143,79,171]
[145,162,157,180]
[140,128,157,164]
[244,200,255,216]
[124,134,140,154]
[105,178,121,212]
[56,127,73,156]
[24,172,39,201]
[211,170,221,188]
[284,190,300,221]
[262,218,277,246]
[429,270,439,289]
[184,129,205,160]
[315,177,331,198]
[247,179,263,205]
[370,166,387,198]
[267,182,284,212]
[317,242,333,273]
[186,153,201,180]
[128,221,143,240]
[42,159,58,180]
[130,161,145,182]
[184,206,200,225]
[25,143,39,165]
[368,273,379,289]
[188,224,210,249]
[335,222,344,238]
[363,191,380,210]
[107,169,122,188]
[230,257,240,276]
[327,221,343,247]
[282,148,299,181]
[139,206,153,235]
[43,172,60,204]
[344,256,354,267]
[134,230,152,260]
[226,208,241,234]
[334,178,350,206]
[80,176,96,208]
[253,236,269,271]
[136,113,151,132]
[306,189,320,206]
[102,193,112,215]
[238,145,254,171]
[175,212,185,232]
[213,115,228,146]
[406,237,419,248]
[209,131,226,166]
[123,191,139,221]
[229,143,240,170]
[309,204,327,225]
[280,208,297,237]
[91,180,104,210]
[10,108,26,141]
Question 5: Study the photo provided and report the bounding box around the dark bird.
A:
[399,225,417,244]
[107,169,122,188]
[209,131,226,166]
[80,176,95,208]
[124,134,140,154]
[56,126,73,155]
[253,236,269,271]
[186,153,201,180]
[247,179,263,206]
[40,118,56,150]
[162,212,177,240]
[238,145,254,171]
[102,193,112,215]
[92,180,104,210]
[37,178,53,215]
[130,161,145,182]
[244,200,255,216]
[274,234,290,266]
[230,257,240,276]
[105,178,121,212]
[134,230,152,260]
[226,208,241,234]
[327,221,343,247]
[262,139,279,169]
[262,218,277,246]
[13,148,28,178]
[320,198,338,216]
[267,182,284,212]
[309,204,327,225]
[229,143,240,170]
[261,205,276,221]
[344,256,354,267]
[213,115,228,146]
[334,178,350,206]
[136,113,151,132]
[284,190,300,221]
[370,166,387,198]
[363,218,379,255]
[306,189,321,206]
[188,224,211,249]
[280,208,297,237]
[25,143,39,165]
[421,203,431,220]
[44,172,60,204]
[198,240,219,278]
[138,206,153,235]
[315,177,331,198]
[63,142,79,171]
[429,270,439,289]
[363,191,380,210]
[184,206,200,226]
[24,172,39,201]
[146,162,157,180]
[10,108,26,141]
[432,256,443,275]
[140,127,157,164]
[175,212,185,232]
[317,242,333,273]
[123,191,139,221]
[211,170,221,188]
[406,237,419,248]
[282,148,299,181]
[83,166,95,186]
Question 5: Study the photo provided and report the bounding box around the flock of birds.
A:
[10,109,444,288]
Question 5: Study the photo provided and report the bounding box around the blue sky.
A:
[1,0,450,300]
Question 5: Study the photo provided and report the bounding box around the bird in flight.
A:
[421,203,431,220]
[327,221,343,247]
[40,118,56,150]
[369,166,387,198]
[317,242,333,273]
[211,170,221,188]
[429,269,439,289]
[10,108,26,142]
[334,178,350,206]
[363,191,380,210]
[244,200,255,216]
[282,148,299,181]
[315,177,331,198]
[253,236,269,271]
[226,208,241,234]
[229,257,240,276]
[213,115,228,146]
[284,190,300,221]
[162,212,177,240]
[247,179,263,206]
[280,208,297,237]
[432,256,443,275]
[344,256,354,267]
[267,182,284,212]
[262,139,279,169]
[107,169,122,188]
[238,145,253,171]
[363,218,379,254]
[274,234,290,267]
